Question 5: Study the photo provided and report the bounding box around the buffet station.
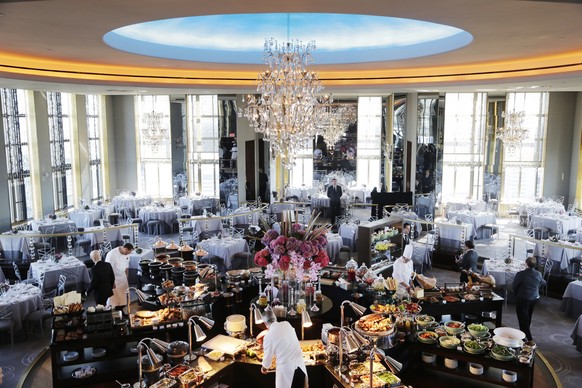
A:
[48,214,532,387]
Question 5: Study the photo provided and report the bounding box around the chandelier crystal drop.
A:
[318,104,357,151]
[142,110,167,152]
[497,110,527,152]
[242,38,326,169]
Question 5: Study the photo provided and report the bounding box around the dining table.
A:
[28,256,90,292]
[562,280,582,319]
[447,201,487,212]
[197,237,249,270]
[411,241,432,269]
[178,196,219,214]
[448,210,497,239]
[190,217,224,236]
[393,211,423,236]
[338,223,358,251]
[30,218,77,234]
[436,221,474,252]
[69,208,104,228]
[231,206,261,226]
[571,313,582,353]
[138,206,181,234]
[347,186,371,203]
[83,226,123,249]
[0,231,38,261]
[325,233,344,262]
[128,248,155,284]
[0,283,42,331]
[482,258,527,286]
[533,240,582,275]
[285,186,318,201]
[530,214,581,238]
[111,194,152,216]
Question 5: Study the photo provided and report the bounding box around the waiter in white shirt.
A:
[392,244,415,293]
[105,243,134,307]
[260,309,308,388]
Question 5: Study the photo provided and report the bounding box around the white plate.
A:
[92,348,106,358]
[63,351,79,362]
[72,366,96,379]
[493,335,524,348]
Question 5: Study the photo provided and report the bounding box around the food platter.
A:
[354,314,396,336]
[439,336,461,349]
[444,320,465,335]
[490,344,515,361]
[135,310,157,319]
[463,340,487,355]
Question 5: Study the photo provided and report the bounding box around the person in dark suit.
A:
[513,256,546,341]
[402,223,412,249]
[326,178,343,225]
[87,250,116,305]
[456,240,478,282]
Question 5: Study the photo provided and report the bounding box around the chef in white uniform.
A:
[105,243,134,307]
[392,244,415,293]
[260,309,308,388]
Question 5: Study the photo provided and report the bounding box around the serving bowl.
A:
[444,358,458,369]
[444,320,465,335]
[490,344,515,361]
[439,336,461,349]
[493,327,526,346]
[502,370,518,382]
[467,323,490,338]
[469,363,484,375]
[422,352,436,363]
[417,330,439,344]
[463,340,486,354]
[415,314,436,327]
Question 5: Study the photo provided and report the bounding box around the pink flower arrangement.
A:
[254,212,330,281]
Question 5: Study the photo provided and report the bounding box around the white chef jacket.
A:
[262,321,308,388]
[105,247,130,307]
[392,256,414,289]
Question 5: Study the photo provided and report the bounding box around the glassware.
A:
[346,258,358,282]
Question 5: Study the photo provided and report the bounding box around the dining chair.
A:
[233,228,245,239]
[57,274,67,296]
[504,271,517,307]
[0,305,14,347]
[24,289,56,336]
[12,262,22,282]
[541,258,553,297]
[100,241,112,258]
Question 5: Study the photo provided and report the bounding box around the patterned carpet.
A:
[0,334,49,387]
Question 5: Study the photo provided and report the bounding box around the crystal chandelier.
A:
[242,38,325,169]
[318,103,357,151]
[142,110,167,152]
[497,110,527,152]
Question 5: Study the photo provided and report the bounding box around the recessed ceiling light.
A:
[529,85,540,89]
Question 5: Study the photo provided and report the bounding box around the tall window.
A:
[290,139,313,188]
[47,92,74,211]
[1,89,33,223]
[441,93,487,203]
[500,92,548,203]
[86,95,104,201]
[356,97,382,189]
[136,95,172,198]
[186,95,220,196]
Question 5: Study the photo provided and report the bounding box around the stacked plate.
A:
[493,328,525,347]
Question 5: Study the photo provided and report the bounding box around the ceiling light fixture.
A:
[242,38,326,169]
[497,110,527,152]
[318,103,357,152]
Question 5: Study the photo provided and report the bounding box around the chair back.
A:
[100,241,112,257]
[0,304,12,320]
[12,262,22,281]
[57,274,66,296]
[543,258,553,278]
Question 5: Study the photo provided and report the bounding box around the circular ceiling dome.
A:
[104,13,472,64]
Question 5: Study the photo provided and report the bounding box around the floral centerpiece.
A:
[254,211,330,281]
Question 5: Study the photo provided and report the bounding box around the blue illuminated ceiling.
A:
[103,13,472,64]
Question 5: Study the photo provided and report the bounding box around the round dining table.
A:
[0,283,42,331]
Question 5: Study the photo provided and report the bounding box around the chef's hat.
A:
[403,244,413,259]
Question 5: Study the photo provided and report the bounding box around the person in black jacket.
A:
[326,178,343,225]
[87,250,116,306]
[513,256,546,341]
[456,240,478,282]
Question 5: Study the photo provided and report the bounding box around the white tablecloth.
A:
[285,187,318,201]
[129,249,155,270]
[0,283,42,331]
[325,233,344,261]
[191,217,224,235]
[338,224,358,251]
[0,231,38,260]
[533,241,582,274]
[84,226,123,248]
[447,201,487,212]
[531,214,581,238]
[178,196,219,212]
[111,195,152,214]
[310,195,348,209]
[232,207,260,226]
[518,202,565,216]
[482,259,527,286]
[28,256,90,291]
[139,207,181,233]
[571,313,582,353]
[411,241,431,268]
[562,280,582,319]
[69,209,103,227]
[198,238,249,269]
[436,222,474,251]
[269,203,297,213]
[448,211,497,239]
[347,187,371,203]
[30,219,77,234]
